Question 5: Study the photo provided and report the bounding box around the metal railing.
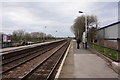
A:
[88,38,120,62]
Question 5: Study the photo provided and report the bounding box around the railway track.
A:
[2,41,64,74]
[22,40,71,80]
[2,40,65,60]
[2,39,71,80]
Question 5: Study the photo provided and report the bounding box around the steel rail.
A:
[2,47,40,60]
[21,41,68,80]
[2,40,66,60]
[47,41,70,80]
[2,47,46,66]
[2,42,60,66]
[1,42,63,75]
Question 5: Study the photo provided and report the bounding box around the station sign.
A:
[2,34,11,42]
[1,34,12,48]
[3,34,7,42]
[82,32,86,43]
[7,35,11,42]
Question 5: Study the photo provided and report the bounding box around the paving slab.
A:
[59,41,74,78]
[59,40,118,78]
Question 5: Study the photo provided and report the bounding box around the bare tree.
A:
[12,29,25,42]
[71,15,98,40]
[31,32,39,38]
[88,27,97,42]
[31,32,47,42]
[11,29,54,44]
[46,34,53,39]
[24,32,31,41]
[39,32,46,39]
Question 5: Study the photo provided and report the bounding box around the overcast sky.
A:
[0,1,119,37]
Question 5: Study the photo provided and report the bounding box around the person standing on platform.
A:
[76,38,81,49]
[21,40,25,46]
[21,40,24,46]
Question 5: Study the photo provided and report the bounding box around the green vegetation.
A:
[88,43,93,48]
[88,43,117,60]
[106,48,117,60]
[98,46,104,54]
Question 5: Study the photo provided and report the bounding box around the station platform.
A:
[58,40,118,78]
[0,39,63,55]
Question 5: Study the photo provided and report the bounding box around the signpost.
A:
[3,34,7,42]
[1,34,3,48]
[82,32,87,49]
[1,34,12,48]
[7,36,11,42]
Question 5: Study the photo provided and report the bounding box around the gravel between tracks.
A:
[2,42,65,79]
[25,41,69,80]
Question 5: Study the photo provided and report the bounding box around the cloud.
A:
[92,2,118,27]
[0,0,120,2]
[1,2,118,37]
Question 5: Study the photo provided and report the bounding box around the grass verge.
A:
[88,43,117,60]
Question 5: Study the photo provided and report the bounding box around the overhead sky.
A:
[0,0,119,37]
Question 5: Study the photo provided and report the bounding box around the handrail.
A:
[96,38,120,40]
[88,42,119,62]
[91,43,120,52]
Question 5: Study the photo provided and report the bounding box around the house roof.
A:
[97,21,120,31]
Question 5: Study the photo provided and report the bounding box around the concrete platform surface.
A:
[59,40,118,78]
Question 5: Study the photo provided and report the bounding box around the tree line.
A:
[12,29,55,43]
[0,30,55,44]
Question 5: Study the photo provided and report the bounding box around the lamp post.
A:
[55,30,57,40]
[43,26,47,42]
[79,11,87,49]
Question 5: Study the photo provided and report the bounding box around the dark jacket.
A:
[77,39,81,43]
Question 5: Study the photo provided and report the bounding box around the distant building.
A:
[97,21,120,39]
[96,21,120,49]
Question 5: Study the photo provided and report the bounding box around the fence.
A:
[1,38,58,48]
[1,42,12,48]
[88,38,120,62]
